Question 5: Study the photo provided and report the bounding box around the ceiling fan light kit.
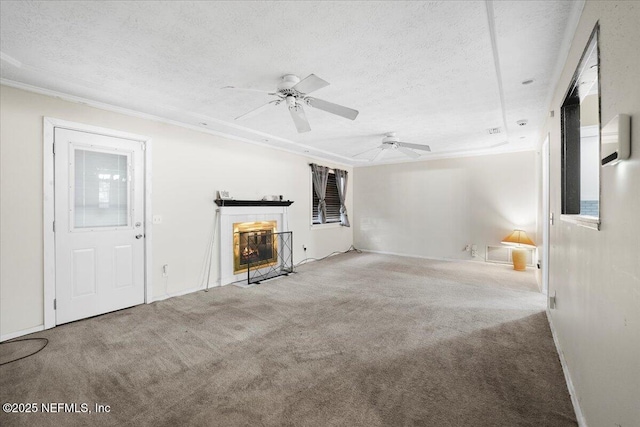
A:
[225,73,359,133]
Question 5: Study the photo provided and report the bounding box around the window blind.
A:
[312,171,341,224]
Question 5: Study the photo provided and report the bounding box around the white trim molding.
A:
[0,325,45,342]
[42,117,153,330]
[150,284,207,303]
[546,310,587,427]
[360,249,483,264]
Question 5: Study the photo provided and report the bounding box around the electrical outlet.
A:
[471,244,478,257]
[153,215,162,224]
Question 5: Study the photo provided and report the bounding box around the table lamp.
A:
[501,229,536,271]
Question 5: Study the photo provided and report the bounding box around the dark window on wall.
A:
[312,171,341,224]
[561,23,600,220]
[561,98,582,214]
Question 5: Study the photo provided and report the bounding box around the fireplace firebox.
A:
[233,221,278,274]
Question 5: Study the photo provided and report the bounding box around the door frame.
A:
[541,134,550,295]
[43,117,153,329]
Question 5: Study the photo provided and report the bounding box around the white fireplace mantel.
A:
[217,205,290,285]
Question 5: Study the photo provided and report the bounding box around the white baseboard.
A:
[1,324,45,342]
[150,283,219,303]
[2,286,216,339]
[546,309,587,427]
[360,249,483,264]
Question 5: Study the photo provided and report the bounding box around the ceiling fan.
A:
[222,74,359,133]
[354,133,432,161]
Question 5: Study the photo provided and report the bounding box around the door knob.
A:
[135,234,143,239]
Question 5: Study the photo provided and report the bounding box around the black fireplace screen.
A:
[237,229,277,270]
[241,230,293,284]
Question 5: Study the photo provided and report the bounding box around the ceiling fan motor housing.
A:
[278,74,301,91]
[382,133,400,145]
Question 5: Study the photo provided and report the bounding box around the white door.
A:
[54,128,145,325]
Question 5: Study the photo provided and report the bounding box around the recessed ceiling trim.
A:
[1,49,117,95]
[0,51,21,68]
[185,110,367,163]
[355,143,535,168]
[484,0,510,143]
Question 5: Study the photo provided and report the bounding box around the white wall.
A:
[537,1,640,425]
[0,85,353,338]
[353,151,537,262]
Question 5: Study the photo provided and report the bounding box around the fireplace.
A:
[216,201,292,286]
[233,221,278,274]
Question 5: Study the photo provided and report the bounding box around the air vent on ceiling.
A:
[487,127,502,135]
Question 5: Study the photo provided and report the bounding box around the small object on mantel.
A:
[214,199,294,207]
[217,190,232,200]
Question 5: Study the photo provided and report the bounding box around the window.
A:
[561,24,600,225]
[74,148,129,228]
[312,170,341,225]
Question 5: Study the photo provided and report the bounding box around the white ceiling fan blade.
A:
[398,142,431,152]
[221,86,275,95]
[372,148,388,162]
[235,100,279,120]
[292,74,330,94]
[352,145,384,158]
[289,103,311,133]
[306,97,359,120]
[397,147,420,158]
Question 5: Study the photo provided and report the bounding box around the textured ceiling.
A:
[0,1,582,165]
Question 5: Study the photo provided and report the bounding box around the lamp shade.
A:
[501,229,536,248]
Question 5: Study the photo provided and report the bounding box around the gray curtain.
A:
[334,168,350,227]
[310,163,330,224]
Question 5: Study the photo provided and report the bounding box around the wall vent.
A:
[485,245,535,266]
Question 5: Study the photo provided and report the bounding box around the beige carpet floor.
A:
[0,252,576,426]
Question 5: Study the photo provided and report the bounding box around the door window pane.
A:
[74,149,129,228]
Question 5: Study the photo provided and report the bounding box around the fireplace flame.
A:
[242,246,259,257]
